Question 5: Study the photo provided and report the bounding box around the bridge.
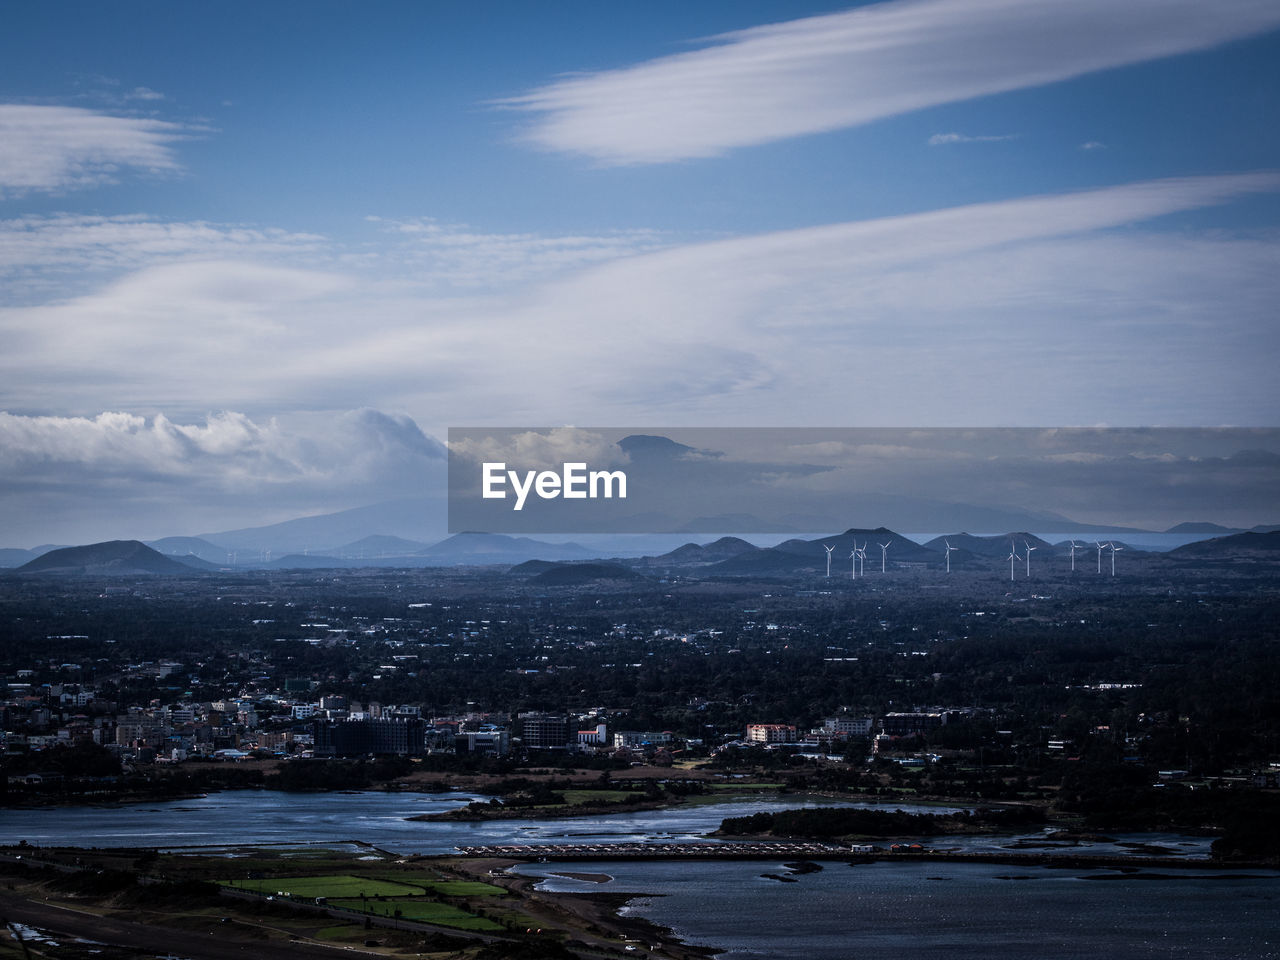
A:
[454,841,1225,870]
[460,841,875,860]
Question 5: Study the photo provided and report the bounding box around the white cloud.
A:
[929,132,1018,146]
[1081,141,1107,150]
[0,408,446,543]
[0,407,442,493]
[0,104,189,195]
[450,428,627,470]
[503,0,1280,164]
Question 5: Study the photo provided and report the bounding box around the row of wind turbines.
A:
[822,537,1125,580]
[1004,538,1123,580]
[823,540,892,580]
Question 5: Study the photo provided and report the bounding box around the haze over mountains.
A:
[8,528,1280,579]
[1,474,1276,573]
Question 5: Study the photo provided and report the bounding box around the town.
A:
[1,555,1276,857]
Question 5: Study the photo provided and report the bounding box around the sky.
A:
[1,0,1279,544]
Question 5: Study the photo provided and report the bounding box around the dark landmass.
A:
[14,540,202,576]
[717,805,1047,839]
[1168,530,1280,558]
[529,562,649,586]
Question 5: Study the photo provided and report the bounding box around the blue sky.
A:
[1,0,1279,542]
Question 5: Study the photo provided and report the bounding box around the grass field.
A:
[329,898,505,931]
[223,874,424,898]
[706,782,784,791]
[424,880,507,896]
[363,873,508,896]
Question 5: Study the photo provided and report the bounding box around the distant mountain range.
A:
[1166,530,1280,558]
[5,477,1273,567]
[0,544,67,568]
[194,497,448,555]
[7,527,1280,578]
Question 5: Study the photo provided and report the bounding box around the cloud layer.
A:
[3,173,1277,432]
[505,0,1280,164]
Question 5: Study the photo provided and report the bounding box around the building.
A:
[746,723,797,744]
[612,730,673,749]
[881,712,947,736]
[518,712,571,750]
[312,717,425,757]
[461,725,510,756]
[823,716,874,737]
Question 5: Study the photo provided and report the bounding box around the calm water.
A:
[0,790,934,852]
[4,791,1265,957]
[518,859,1280,960]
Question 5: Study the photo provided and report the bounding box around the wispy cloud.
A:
[1081,141,1107,150]
[2,174,1277,429]
[503,0,1280,164]
[928,132,1018,146]
[0,104,190,196]
[365,216,670,289]
[0,214,328,303]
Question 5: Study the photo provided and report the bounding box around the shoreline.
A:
[451,855,723,958]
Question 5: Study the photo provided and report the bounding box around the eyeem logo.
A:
[482,462,627,511]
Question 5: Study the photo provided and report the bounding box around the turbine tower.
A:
[1024,540,1037,578]
[1007,548,1021,581]
[824,544,835,578]
[1068,540,1081,572]
[856,542,867,578]
[878,541,891,573]
[944,539,958,573]
[849,548,857,581]
[1095,541,1106,574]
[1109,542,1123,576]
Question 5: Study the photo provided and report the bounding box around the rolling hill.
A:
[14,541,205,576]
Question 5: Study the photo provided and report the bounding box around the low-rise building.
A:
[746,723,797,744]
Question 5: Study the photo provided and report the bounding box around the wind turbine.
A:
[856,542,867,578]
[1007,547,1021,581]
[944,539,958,573]
[849,548,858,580]
[824,544,835,578]
[1023,540,1037,578]
[1068,540,1081,572]
[1095,541,1106,574]
[1109,542,1123,576]
[878,541,891,573]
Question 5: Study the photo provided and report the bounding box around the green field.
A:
[425,879,508,896]
[706,782,784,791]
[330,898,505,931]
[223,874,424,898]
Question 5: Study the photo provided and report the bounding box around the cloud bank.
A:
[0,409,446,543]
